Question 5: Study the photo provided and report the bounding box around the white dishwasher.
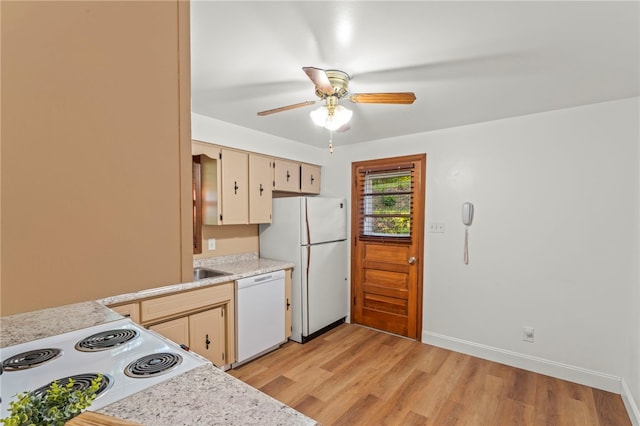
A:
[235,270,285,366]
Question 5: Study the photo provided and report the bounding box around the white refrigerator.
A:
[259,197,348,343]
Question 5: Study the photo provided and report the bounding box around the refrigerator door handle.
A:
[305,244,311,337]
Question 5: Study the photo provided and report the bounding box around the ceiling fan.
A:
[257,67,416,134]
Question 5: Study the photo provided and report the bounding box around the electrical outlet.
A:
[208,238,216,250]
[522,326,535,343]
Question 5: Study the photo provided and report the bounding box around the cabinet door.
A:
[199,153,222,225]
[300,164,321,194]
[285,269,292,339]
[249,154,273,224]
[190,306,226,366]
[149,317,189,347]
[273,159,300,192]
[221,149,249,224]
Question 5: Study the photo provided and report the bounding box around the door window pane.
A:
[363,171,412,237]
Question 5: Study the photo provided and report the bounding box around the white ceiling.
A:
[190,1,639,149]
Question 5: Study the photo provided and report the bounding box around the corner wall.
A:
[323,98,639,403]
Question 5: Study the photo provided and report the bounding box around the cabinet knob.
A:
[234,181,239,194]
[310,175,315,184]
[205,334,211,349]
[286,171,291,181]
[259,183,264,196]
[286,298,291,310]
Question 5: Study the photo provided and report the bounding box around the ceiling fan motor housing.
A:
[315,70,350,99]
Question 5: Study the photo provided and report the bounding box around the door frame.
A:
[350,153,426,339]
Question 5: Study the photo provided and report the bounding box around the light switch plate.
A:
[208,238,216,250]
[428,223,445,233]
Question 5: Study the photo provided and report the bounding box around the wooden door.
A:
[221,149,249,224]
[149,316,189,347]
[351,154,426,339]
[190,306,226,366]
[248,154,273,224]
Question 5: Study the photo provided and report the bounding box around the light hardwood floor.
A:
[228,323,631,426]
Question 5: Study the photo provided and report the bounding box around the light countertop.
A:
[99,253,294,306]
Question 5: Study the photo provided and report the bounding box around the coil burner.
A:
[33,373,113,399]
[124,352,183,378]
[2,348,62,371]
[75,329,139,352]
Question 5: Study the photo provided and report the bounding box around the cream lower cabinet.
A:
[189,306,226,366]
[109,302,140,324]
[149,316,189,346]
[150,307,227,366]
[141,283,235,367]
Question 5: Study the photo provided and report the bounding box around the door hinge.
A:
[222,352,225,361]
[219,152,222,160]
[219,214,223,221]
[221,307,224,317]
[353,296,356,305]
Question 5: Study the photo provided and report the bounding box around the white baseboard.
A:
[622,379,640,426]
[422,330,621,393]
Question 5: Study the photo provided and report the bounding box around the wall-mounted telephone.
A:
[462,202,474,265]
[462,202,474,226]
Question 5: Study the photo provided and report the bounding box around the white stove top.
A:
[0,318,209,419]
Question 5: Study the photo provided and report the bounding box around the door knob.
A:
[408,257,416,265]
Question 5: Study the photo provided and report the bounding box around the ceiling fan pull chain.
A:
[329,130,334,154]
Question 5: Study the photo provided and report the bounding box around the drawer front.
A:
[110,302,140,323]
[140,283,233,323]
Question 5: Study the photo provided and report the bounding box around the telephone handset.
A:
[462,202,474,226]
[462,202,474,265]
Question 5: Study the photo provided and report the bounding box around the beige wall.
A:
[193,225,259,259]
[1,1,192,315]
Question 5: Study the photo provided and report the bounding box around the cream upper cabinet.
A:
[220,149,249,225]
[249,154,273,224]
[273,159,300,192]
[300,163,321,194]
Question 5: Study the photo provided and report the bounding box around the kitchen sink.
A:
[193,267,230,281]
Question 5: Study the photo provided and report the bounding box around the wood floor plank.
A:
[593,387,633,426]
[227,323,631,426]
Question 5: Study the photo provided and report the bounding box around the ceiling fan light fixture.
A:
[309,105,352,131]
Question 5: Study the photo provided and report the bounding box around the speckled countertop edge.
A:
[99,254,294,306]
[0,301,122,348]
[97,364,318,426]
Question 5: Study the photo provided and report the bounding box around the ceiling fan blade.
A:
[302,66,333,95]
[348,92,416,104]
[257,100,317,116]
